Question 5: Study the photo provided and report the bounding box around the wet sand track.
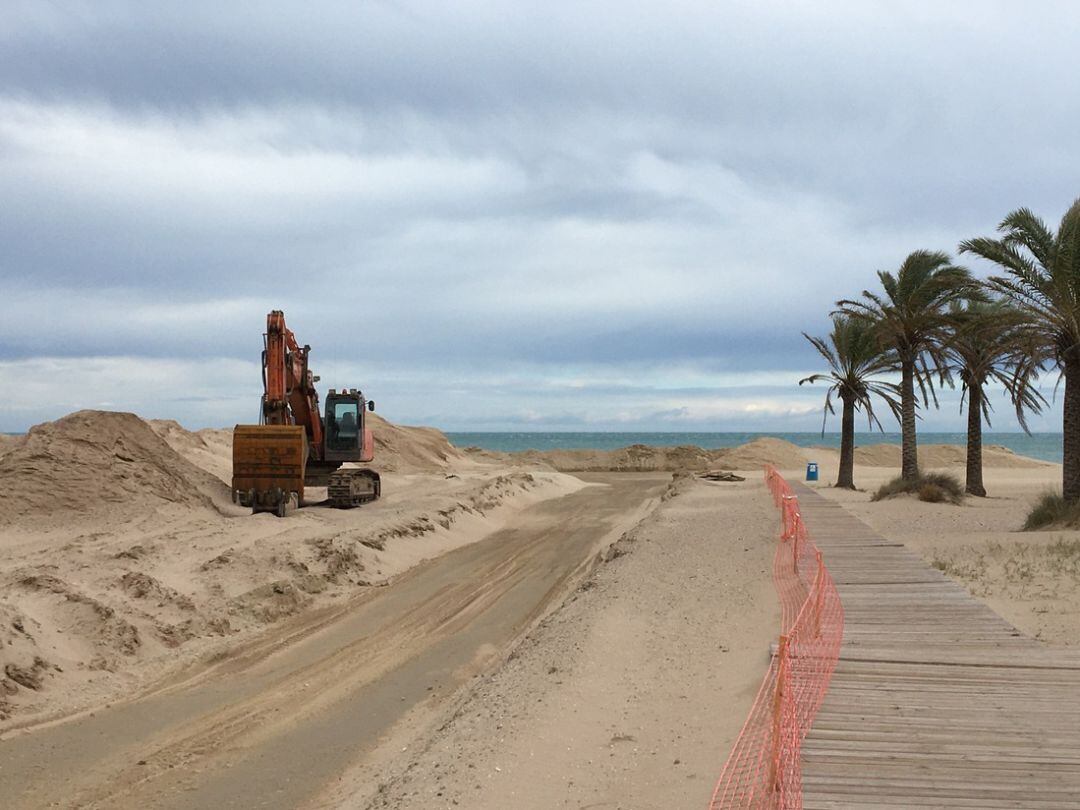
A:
[0,473,667,809]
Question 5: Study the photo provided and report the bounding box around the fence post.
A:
[770,634,790,797]
[781,495,797,540]
[814,550,825,638]
[792,516,801,574]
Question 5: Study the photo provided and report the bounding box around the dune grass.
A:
[1023,492,1080,531]
[872,472,964,505]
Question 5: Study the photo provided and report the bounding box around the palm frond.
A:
[801,315,900,435]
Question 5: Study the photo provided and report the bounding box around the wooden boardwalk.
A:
[792,484,1080,809]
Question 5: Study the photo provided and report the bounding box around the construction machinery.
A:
[231,310,381,516]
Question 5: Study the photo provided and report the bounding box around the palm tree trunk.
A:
[900,357,919,481]
[965,385,985,497]
[837,393,856,489]
[1064,358,1080,503]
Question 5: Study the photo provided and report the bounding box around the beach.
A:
[1,411,1077,807]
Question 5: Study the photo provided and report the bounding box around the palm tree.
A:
[944,298,1046,497]
[800,316,902,489]
[837,251,978,481]
[959,199,1080,501]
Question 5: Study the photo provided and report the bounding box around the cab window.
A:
[327,400,360,449]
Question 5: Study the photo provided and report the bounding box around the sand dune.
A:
[483,436,1050,474]
[0,410,582,727]
[471,436,812,473]
[0,411,227,527]
[148,420,234,484]
[718,436,811,470]
[366,412,473,473]
[0,433,25,459]
[848,442,1050,469]
[150,412,477,482]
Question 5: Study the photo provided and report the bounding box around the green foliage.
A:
[918,482,949,503]
[799,315,901,432]
[1023,492,1080,530]
[945,297,1047,431]
[959,200,1080,374]
[961,201,1080,503]
[872,472,964,504]
[836,250,980,408]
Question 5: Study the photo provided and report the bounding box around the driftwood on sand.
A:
[698,471,746,482]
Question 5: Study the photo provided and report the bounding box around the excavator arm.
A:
[262,310,325,460]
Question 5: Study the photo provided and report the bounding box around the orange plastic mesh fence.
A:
[708,466,845,809]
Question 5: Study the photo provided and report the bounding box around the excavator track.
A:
[327,468,381,508]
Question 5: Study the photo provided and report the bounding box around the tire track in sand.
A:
[0,473,668,810]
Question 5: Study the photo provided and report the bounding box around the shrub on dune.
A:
[872,472,964,504]
[918,482,949,503]
[1023,492,1080,530]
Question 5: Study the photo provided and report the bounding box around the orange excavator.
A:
[231,310,381,516]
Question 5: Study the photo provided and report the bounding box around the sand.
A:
[148,419,235,484]
[0,411,227,527]
[0,410,583,727]
[467,435,811,473]
[0,433,25,460]
[3,411,1077,807]
[471,436,1045,475]
[326,475,780,810]
[1,473,673,809]
[366,413,477,473]
[817,442,1051,469]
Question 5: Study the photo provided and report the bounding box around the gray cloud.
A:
[1,2,1078,431]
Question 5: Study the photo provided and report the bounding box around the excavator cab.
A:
[323,390,376,463]
[320,389,380,508]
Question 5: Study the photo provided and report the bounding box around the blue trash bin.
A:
[806,462,819,481]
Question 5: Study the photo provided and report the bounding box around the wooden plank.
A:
[787,484,1080,809]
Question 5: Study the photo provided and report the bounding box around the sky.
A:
[2,1,1079,433]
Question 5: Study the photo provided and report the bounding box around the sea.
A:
[445,432,1066,464]
[3,430,1065,464]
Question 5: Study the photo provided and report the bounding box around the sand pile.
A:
[152,413,470,478]
[515,444,714,473]
[717,437,809,470]
[366,413,469,473]
[0,410,228,525]
[508,437,810,473]
[149,420,234,484]
[0,434,25,459]
[853,443,1048,469]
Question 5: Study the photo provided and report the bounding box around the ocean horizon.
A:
[4,429,1063,464]
[445,431,1066,464]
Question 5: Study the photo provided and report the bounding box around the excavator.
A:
[231,310,381,516]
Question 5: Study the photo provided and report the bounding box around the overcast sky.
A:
[2,1,1078,433]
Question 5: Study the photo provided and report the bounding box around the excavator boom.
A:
[262,310,325,456]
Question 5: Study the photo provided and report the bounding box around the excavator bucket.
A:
[231,425,308,516]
